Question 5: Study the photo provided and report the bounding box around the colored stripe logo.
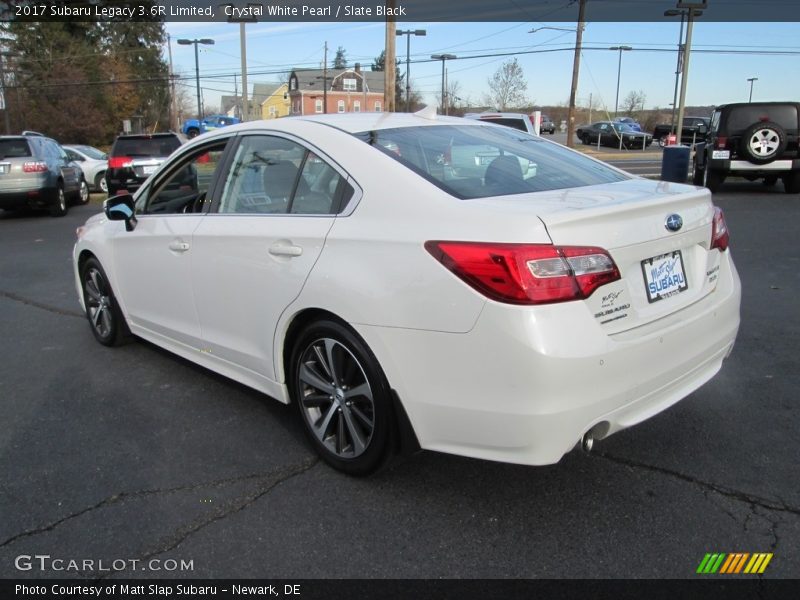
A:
[696,552,773,574]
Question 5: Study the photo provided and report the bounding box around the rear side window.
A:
[726,105,798,133]
[0,139,32,159]
[112,136,181,158]
[355,124,627,199]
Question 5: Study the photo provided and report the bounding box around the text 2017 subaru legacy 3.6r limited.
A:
[72,111,741,475]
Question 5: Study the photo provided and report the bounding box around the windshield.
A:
[613,123,636,132]
[355,124,628,199]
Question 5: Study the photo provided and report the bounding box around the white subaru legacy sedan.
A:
[73,111,741,475]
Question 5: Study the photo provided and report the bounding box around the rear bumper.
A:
[708,158,800,173]
[0,186,57,210]
[355,250,741,466]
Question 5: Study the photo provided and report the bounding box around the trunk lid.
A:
[472,179,721,334]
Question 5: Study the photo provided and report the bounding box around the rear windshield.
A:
[725,105,798,133]
[355,124,628,199]
[112,136,180,158]
[478,117,529,132]
[0,139,32,159]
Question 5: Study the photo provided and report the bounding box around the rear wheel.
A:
[186,128,200,139]
[49,183,67,217]
[782,170,800,194]
[96,172,108,194]
[740,121,787,164]
[581,134,590,145]
[80,257,130,346]
[692,160,705,186]
[703,165,724,193]
[291,320,394,476]
[75,178,90,205]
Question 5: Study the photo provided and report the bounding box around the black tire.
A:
[581,133,590,145]
[782,170,800,194]
[703,166,724,193]
[692,160,705,186]
[658,135,668,148]
[49,183,67,217]
[75,178,90,205]
[290,320,394,476]
[80,257,130,346]
[186,128,200,139]
[740,121,787,164]
[96,172,108,194]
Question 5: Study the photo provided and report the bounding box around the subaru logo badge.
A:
[665,214,683,232]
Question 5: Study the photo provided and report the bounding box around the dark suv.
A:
[0,133,88,216]
[693,102,800,193]
[105,132,183,197]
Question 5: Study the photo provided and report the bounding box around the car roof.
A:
[115,132,180,140]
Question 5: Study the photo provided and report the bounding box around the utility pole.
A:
[234,74,238,118]
[747,77,758,102]
[240,22,248,121]
[167,35,178,132]
[384,1,397,112]
[323,41,328,114]
[0,53,9,134]
[566,0,586,148]
[675,6,699,146]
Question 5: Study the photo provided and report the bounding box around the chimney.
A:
[355,63,361,73]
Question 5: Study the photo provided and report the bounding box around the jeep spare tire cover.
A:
[740,121,787,164]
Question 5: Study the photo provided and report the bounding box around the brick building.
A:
[288,64,385,115]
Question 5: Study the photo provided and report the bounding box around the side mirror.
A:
[698,124,708,135]
[104,194,137,232]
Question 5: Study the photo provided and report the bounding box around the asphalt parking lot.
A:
[1,179,798,580]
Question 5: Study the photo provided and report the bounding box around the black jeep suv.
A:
[692,102,800,193]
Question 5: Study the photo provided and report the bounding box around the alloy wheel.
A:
[748,128,780,159]
[297,337,375,459]
[83,266,114,340]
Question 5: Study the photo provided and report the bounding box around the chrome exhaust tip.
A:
[581,432,594,453]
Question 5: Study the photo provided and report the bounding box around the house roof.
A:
[251,82,286,105]
[291,68,385,93]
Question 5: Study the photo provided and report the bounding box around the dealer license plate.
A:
[641,250,688,303]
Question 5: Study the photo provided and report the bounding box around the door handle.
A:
[168,241,190,252]
[268,243,303,257]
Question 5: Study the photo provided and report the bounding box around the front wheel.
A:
[291,320,394,476]
[80,257,130,346]
[186,128,200,139]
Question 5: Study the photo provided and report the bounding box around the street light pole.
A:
[396,29,426,112]
[610,45,632,118]
[675,7,701,146]
[177,38,215,120]
[431,53,456,115]
[747,77,758,102]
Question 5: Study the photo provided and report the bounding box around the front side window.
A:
[355,124,628,199]
[138,142,228,215]
[217,135,349,216]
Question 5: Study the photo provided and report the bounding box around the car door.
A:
[54,143,81,193]
[111,139,230,349]
[190,133,351,380]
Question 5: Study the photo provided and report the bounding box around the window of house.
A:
[315,99,323,113]
[290,78,297,90]
[337,100,345,113]
[353,101,361,113]
[374,101,382,112]
[343,78,357,91]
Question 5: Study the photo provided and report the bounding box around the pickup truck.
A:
[652,116,710,147]
[181,114,240,138]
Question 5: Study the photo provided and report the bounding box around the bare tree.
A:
[435,78,463,115]
[484,58,528,110]
[622,90,646,117]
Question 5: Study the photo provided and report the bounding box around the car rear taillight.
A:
[714,136,727,150]
[710,206,729,252]
[425,241,621,305]
[108,156,133,169]
[22,161,48,173]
